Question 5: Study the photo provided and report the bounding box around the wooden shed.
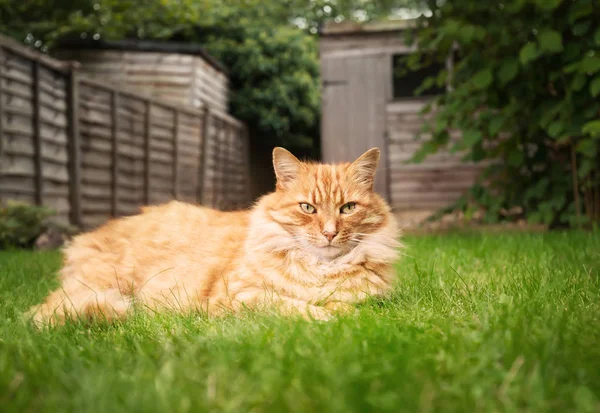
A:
[320,21,482,213]
[55,39,230,112]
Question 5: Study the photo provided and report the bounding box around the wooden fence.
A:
[0,35,251,229]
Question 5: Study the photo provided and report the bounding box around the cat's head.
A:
[258,147,393,260]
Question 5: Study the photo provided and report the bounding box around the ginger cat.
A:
[28,147,400,325]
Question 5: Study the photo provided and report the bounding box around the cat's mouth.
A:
[299,236,352,259]
[313,245,344,259]
[312,241,354,258]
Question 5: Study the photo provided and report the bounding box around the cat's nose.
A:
[322,230,338,242]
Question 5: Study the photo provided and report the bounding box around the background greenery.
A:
[408,0,600,228]
[2,0,599,226]
[0,0,418,194]
[0,202,54,249]
[1,232,599,411]
[0,0,418,148]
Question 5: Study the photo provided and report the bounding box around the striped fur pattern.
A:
[28,148,400,325]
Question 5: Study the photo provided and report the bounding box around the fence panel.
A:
[0,35,251,230]
[76,78,249,228]
[0,38,72,224]
[199,110,249,210]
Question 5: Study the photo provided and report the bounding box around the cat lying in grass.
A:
[28,147,400,325]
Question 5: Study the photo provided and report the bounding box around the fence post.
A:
[110,90,119,217]
[172,110,179,200]
[383,129,393,205]
[213,116,222,209]
[67,66,82,227]
[0,46,4,179]
[219,117,228,210]
[225,121,237,210]
[243,126,252,206]
[143,100,151,205]
[32,61,43,206]
[221,121,230,210]
[197,104,210,204]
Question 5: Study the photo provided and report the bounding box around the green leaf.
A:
[569,3,594,24]
[470,142,486,161]
[590,76,600,98]
[572,21,592,36]
[462,129,483,146]
[595,28,600,46]
[547,121,564,138]
[441,19,461,36]
[538,30,563,53]
[505,0,527,13]
[420,103,433,115]
[498,59,519,84]
[579,158,596,178]
[415,76,437,96]
[434,117,448,134]
[489,117,504,137]
[527,212,542,224]
[572,73,587,91]
[563,61,581,74]
[582,120,600,137]
[563,43,583,61]
[576,139,597,157]
[519,43,539,64]
[535,0,562,10]
[459,25,476,44]
[411,140,438,163]
[539,102,563,128]
[581,56,600,74]
[472,68,493,89]
[507,150,524,166]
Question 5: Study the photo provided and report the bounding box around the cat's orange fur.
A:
[28,147,400,325]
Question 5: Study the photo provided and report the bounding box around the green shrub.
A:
[0,202,55,249]
[407,0,600,228]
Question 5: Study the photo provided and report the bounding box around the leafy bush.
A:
[1,0,325,195]
[1,0,321,151]
[407,0,600,227]
[0,202,55,249]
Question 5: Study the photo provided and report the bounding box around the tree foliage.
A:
[2,0,321,149]
[408,0,600,227]
[0,0,417,152]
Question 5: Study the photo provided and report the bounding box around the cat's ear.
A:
[348,148,380,189]
[273,147,303,188]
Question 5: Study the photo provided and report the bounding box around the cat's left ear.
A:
[349,148,380,189]
[273,147,303,189]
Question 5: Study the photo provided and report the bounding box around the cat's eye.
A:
[340,202,356,214]
[300,203,316,214]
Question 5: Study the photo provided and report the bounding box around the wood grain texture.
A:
[386,105,481,210]
[1,38,250,229]
[58,49,229,113]
[0,46,4,178]
[320,31,481,212]
[320,52,390,197]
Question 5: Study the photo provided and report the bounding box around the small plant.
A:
[0,201,55,249]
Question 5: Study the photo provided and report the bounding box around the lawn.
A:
[1,231,599,412]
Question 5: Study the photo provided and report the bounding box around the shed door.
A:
[321,53,391,199]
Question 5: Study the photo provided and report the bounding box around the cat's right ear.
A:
[273,147,302,189]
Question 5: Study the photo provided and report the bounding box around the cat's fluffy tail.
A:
[26,284,132,327]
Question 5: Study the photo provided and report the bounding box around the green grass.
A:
[1,232,600,412]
